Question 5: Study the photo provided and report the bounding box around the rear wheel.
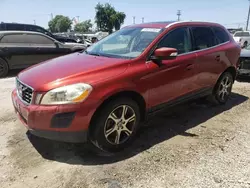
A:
[89,98,141,153]
[0,58,9,78]
[212,72,233,104]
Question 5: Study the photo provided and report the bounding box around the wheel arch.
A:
[88,90,147,137]
[223,66,237,81]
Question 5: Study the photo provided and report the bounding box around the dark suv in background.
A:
[0,22,78,43]
[0,31,86,77]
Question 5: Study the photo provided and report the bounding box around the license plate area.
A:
[16,100,28,122]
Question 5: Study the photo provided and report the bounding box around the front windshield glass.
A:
[86,27,164,59]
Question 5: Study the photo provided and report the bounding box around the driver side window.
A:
[158,27,192,54]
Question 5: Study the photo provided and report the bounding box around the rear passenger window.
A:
[158,27,192,54]
[213,27,229,44]
[191,27,216,50]
[26,34,55,45]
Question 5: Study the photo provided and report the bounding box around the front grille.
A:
[16,79,33,104]
[239,57,250,69]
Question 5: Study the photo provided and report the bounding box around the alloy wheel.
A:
[218,75,232,101]
[104,105,136,145]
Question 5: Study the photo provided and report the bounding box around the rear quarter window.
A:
[212,27,230,44]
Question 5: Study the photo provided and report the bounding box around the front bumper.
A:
[238,57,250,76]
[11,89,96,143]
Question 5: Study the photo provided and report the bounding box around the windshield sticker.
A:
[141,28,161,32]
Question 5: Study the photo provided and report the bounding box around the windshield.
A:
[86,27,163,59]
[234,32,250,37]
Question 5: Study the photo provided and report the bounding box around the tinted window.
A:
[158,27,192,54]
[6,24,25,31]
[26,34,55,45]
[213,27,229,44]
[0,34,26,43]
[234,32,250,37]
[192,27,217,50]
[25,25,51,36]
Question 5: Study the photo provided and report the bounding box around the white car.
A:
[233,31,250,48]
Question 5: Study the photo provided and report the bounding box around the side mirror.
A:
[150,47,178,66]
[154,47,178,60]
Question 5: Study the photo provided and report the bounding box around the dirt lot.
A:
[0,74,250,188]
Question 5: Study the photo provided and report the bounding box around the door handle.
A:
[215,55,220,61]
[186,63,194,70]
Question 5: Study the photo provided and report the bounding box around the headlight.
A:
[40,83,92,105]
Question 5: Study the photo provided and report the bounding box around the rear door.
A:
[191,26,225,89]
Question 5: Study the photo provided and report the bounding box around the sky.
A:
[0,0,249,29]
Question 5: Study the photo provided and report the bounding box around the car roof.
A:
[0,22,42,27]
[0,30,47,35]
[125,21,224,29]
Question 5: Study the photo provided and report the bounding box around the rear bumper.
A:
[29,129,88,143]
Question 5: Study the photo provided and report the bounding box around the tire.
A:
[211,72,233,105]
[0,58,9,78]
[89,98,141,153]
[243,41,248,48]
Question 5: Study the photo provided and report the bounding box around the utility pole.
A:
[246,0,250,30]
[50,13,53,20]
[76,16,80,23]
[177,10,181,21]
[142,17,144,23]
[33,20,36,25]
[133,16,136,24]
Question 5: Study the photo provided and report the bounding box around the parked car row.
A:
[0,31,87,77]
[11,21,241,153]
[0,22,79,43]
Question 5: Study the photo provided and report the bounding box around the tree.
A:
[74,20,93,33]
[95,3,126,34]
[48,15,72,33]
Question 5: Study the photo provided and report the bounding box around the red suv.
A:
[12,21,240,152]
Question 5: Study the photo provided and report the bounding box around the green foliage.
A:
[48,15,72,33]
[95,3,126,34]
[74,20,93,33]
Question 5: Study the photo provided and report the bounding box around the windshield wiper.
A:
[85,50,100,56]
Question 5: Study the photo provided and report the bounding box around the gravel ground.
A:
[0,73,250,188]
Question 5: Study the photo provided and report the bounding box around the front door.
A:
[145,27,197,109]
[25,33,70,64]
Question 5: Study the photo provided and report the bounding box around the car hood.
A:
[18,53,129,91]
[63,42,87,48]
[240,49,250,57]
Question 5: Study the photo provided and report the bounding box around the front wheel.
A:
[89,98,141,153]
[212,72,233,104]
[0,58,9,78]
